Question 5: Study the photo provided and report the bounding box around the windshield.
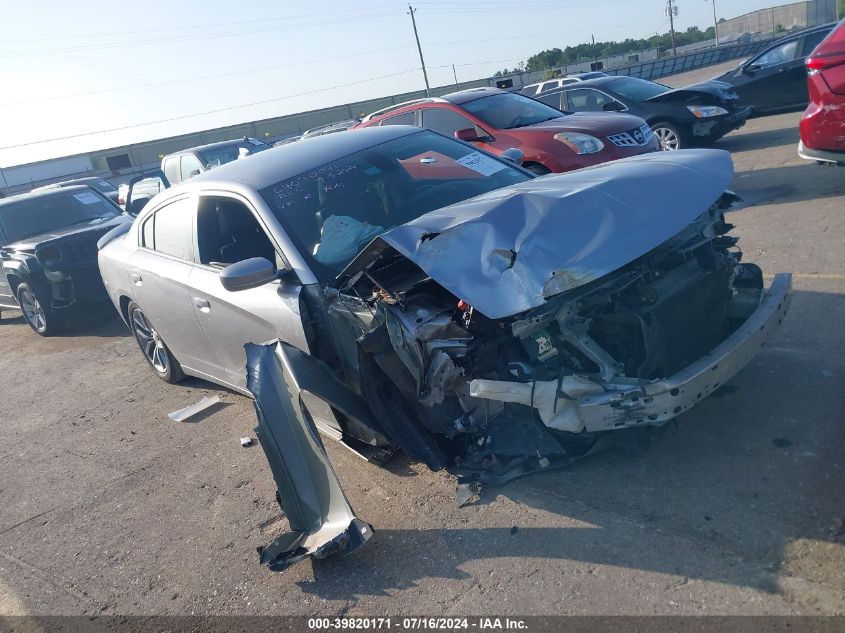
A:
[198,139,271,168]
[0,189,120,244]
[259,130,531,279]
[462,93,566,129]
[605,76,669,101]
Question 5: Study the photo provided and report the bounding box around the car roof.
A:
[0,184,97,209]
[162,137,264,159]
[440,87,509,105]
[538,76,629,95]
[186,126,421,191]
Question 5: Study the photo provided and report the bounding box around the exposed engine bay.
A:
[314,193,789,484]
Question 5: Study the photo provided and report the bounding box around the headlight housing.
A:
[687,105,728,118]
[554,132,604,154]
[36,246,62,268]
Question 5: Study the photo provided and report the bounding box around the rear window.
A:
[0,190,120,244]
[812,21,845,57]
[91,179,117,194]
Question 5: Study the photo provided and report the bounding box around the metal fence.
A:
[605,40,773,81]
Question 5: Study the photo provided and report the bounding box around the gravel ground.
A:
[1,62,843,616]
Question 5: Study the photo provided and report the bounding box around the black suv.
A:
[0,186,132,335]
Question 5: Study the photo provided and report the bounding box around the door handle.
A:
[193,297,210,311]
[129,272,142,285]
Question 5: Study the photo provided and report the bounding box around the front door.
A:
[188,194,309,390]
[737,39,803,110]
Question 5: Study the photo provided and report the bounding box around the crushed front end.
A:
[326,151,791,483]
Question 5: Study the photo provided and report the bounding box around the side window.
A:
[180,154,204,182]
[540,81,559,92]
[753,40,798,67]
[162,157,179,184]
[564,89,615,112]
[521,85,539,96]
[421,108,484,138]
[801,30,829,56]
[380,111,416,126]
[152,198,195,261]
[141,215,155,248]
[537,92,563,109]
[196,196,277,268]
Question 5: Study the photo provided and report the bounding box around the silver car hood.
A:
[343,149,734,319]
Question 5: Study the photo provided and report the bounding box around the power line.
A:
[0,4,406,45]
[0,69,420,150]
[0,10,403,58]
[0,44,416,109]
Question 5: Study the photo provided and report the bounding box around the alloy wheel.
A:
[131,308,169,373]
[653,126,681,151]
[19,287,47,332]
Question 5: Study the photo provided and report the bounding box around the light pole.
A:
[408,5,431,97]
[707,0,720,46]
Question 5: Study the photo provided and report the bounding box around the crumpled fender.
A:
[246,341,373,573]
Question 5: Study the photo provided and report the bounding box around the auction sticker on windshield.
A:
[73,191,101,205]
[456,151,506,176]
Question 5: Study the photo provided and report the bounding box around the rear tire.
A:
[651,121,686,150]
[127,301,185,383]
[17,283,58,336]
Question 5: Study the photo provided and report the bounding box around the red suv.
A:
[355,88,659,174]
[799,18,845,165]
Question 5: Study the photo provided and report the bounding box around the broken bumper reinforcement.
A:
[577,272,792,431]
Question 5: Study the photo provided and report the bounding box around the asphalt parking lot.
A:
[1,63,844,616]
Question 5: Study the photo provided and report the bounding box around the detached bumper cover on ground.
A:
[246,341,373,573]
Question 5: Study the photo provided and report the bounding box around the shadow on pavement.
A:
[716,124,798,153]
[731,162,845,207]
[295,289,845,600]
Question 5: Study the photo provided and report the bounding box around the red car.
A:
[799,18,845,165]
[355,88,659,174]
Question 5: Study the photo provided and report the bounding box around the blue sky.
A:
[0,0,783,166]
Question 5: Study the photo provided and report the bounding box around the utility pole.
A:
[666,0,677,56]
[408,5,431,97]
[591,34,598,65]
[452,64,459,87]
[708,0,720,46]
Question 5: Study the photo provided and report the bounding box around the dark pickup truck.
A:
[0,186,132,335]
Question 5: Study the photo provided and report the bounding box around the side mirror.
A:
[455,128,482,142]
[188,169,201,178]
[220,257,278,292]
[501,148,524,165]
[743,64,760,74]
[602,101,624,112]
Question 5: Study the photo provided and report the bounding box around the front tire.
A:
[127,301,185,383]
[17,283,57,336]
[651,121,686,151]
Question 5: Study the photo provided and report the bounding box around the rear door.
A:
[188,193,307,390]
[127,195,220,377]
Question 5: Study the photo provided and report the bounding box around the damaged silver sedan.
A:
[98,126,791,568]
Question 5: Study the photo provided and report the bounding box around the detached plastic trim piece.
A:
[245,341,374,573]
